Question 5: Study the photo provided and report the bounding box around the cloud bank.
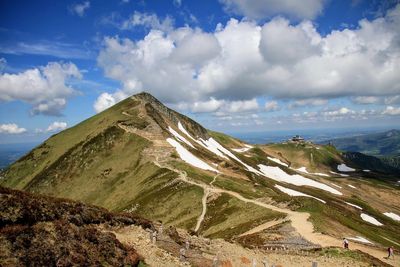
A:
[94,4,400,114]
[0,123,26,134]
[0,62,82,116]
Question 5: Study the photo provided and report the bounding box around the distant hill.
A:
[324,129,400,157]
[323,129,400,170]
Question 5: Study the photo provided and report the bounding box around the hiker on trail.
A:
[343,238,349,249]
[152,231,157,244]
[388,246,394,259]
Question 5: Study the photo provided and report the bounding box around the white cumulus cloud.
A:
[0,62,82,116]
[95,4,400,115]
[219,0,326,20]
[46,121,68,132]
[382,106,400,115]
[0,123,26,134]
[94,92,118,113]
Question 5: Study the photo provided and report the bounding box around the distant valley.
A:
[323,129,400,170]
[0,142,38,169]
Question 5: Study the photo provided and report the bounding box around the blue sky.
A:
[1,0,400,143]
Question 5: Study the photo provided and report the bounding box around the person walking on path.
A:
[343,238,349,249]
[388,246,395,259]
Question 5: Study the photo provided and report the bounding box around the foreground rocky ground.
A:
[0,186,397,266]
[107,224,396,267]
[0,186,151,266]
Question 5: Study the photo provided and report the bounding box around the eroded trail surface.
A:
[195,187,210,232]
[108,224,384,267]
[155,160,398,266]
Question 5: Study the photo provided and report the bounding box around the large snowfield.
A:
[178,122,263,175]
[166,138,219,173]
[360,213,383,226]
[337,163,355,172]
[274,185,326,203]
[267,157,289,167]
[258,164,342,195]
[168,126,195,149]
[383,212,400,221]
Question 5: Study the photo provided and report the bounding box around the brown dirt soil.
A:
[111,225,395,267]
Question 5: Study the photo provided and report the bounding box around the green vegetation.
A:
[2,92,400,252]
[298,196,400,250]
[133,180,203,230]
[208,131,242,147]
[2,97,144,189]
[199,193,285,239]
[264,143,341,171]
[319,247,362,260]
[213,174,275,199]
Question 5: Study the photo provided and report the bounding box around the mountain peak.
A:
[131,91,209,139]
[133,91,161,103]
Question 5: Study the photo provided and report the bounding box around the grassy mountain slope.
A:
[1,92,399,253]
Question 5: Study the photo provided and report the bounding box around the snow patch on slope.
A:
[360,213,383,226]
[168,126,195,148]
[166,138,218,173]
[177,122,228,159]
[383,212,400,221]
[296,167,330,177]
[347,236,373,244]
[345,202,362,210]
[232,147,251,153]
[348,184,357,189]
[268,157,289,167]
[177,122,263,175]
[338,163,355,172]
[296,167,309,173]
[207,138,263,175]
[274,185,326,203]
[258,164,342,195]
[330,171,350,177]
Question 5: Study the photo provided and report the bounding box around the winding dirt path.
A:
[195,187,210,232]
[238,218,288,237]
[156,161,397,266]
